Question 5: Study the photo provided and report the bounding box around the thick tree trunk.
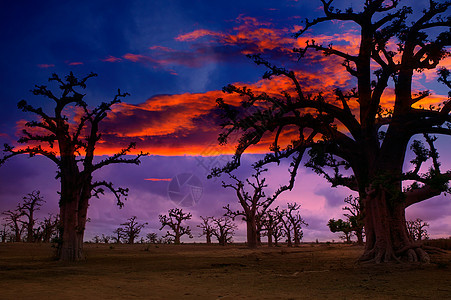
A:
[206,234,211,244]
[59,200,83,261]
[246,217,258,248]
[58,185,89,262]
[360,187,429,263]
[267,228,273,247]
[174,232,181,244]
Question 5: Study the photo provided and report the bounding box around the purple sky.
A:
[0,0,450,242]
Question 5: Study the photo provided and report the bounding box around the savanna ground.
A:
[0,242,450,299]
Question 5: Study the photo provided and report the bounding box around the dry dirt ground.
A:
[0,243,450,299]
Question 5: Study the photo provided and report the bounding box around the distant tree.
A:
[146,233,158,244]
[406,218,430,241]
[92,235,101,243]
[211,216,237,246]
[2,209,24,242]
[342,195,364,245]
[285,203,308,246]
[262,207,285,247]
[100,234,111,244]
[120,216,148,244]
[0,223,9,243]
[0,72,147,261]
[222,167,282,248]
[18,190,45,243]
[159,208,193,244]
[112,227,124,244]
[210,1,451,263]
[197,216,215,244]
[328,218,353,243]
[39,214,59,243]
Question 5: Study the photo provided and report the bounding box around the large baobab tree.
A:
[159,208,193,244]
[0,72,147,261]
[211,0,450,263]
[222,167,281,248]
[18,190,45,243]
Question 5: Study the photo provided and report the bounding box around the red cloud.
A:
[102,55,122,62]
[37,64,55,68]
[68,62,84,66]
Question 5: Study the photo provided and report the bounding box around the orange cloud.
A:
[102,55,122,62]
[68,62,83,66]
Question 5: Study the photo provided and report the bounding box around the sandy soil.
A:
[0,243,450,299]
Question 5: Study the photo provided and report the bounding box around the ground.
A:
[0,243,450,299]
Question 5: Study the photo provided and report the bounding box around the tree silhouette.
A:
[2,209,23,242]
[211,1,450,263]
[222,167,281,248]
[119,216,148,244]
[112,227,124,244]
[342,195,364,245]
[146,233,158,244]
[0,72,147,261]
[406,218,429,241]
[0,223,8,243]
[211,216,237,246]
[328,218,353,243]
[159,208,193,244]
[38,214,59,243]
[197,216,215,244]
[262,207,285,247]
[18,190,45,243]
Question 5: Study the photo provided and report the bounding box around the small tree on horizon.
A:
[328,218,353,243]
[159,208,193,244]
[2,209,24,242]
[18,190,45,243]
[197,216,215,244]
[119,216,148,244]
[406,218,430,241]
[211,216,237,246]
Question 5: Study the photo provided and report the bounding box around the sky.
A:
[0,0,450,243]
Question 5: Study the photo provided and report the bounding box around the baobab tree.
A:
[2,209,23,242]
[406,218,430,241]
[222,167,281,248]
[39,214,59,243]
[0,72,147,261]
[159,208,193,244]
[211,1,450,263]
[112,227,124,244]
[197,216,215,244]
[119,216,148,244]
[328,218,353,243]
[18,190,45,243]
[262,207,285,247]
[0,223,8,243]
[211,216,237,246]
[342,195,364,245]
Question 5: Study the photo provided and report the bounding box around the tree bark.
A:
[267,228,273,247]
[246,217,258,249]
[360,187,430,263]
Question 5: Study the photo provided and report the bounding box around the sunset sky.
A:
[0,0,450,242]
